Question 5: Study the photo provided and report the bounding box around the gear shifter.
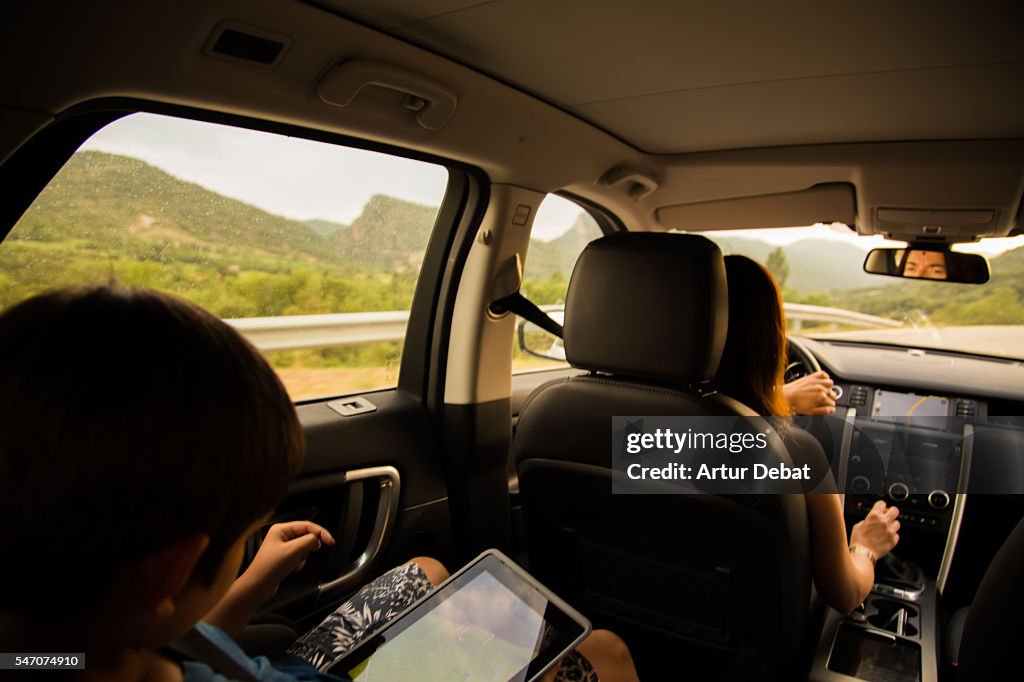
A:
[874,553,923,590]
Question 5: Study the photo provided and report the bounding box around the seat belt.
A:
[164,625,262,681]
[489,292,564,339]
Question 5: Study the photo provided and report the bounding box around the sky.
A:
[79,112,1024,255]
[80,113,449,225]
[531,195,587,241]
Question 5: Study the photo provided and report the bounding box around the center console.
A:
[810,554,939,682]
[807,385,977,682]
[837,386,975,591]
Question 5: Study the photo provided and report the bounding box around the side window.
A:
[0,113,448,400]
[513,194,603,372]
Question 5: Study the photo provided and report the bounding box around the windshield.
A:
[699,225,1024,361]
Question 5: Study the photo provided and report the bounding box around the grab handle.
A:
[318,60,457,130]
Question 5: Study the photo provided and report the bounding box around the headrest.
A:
[564,232,727,384]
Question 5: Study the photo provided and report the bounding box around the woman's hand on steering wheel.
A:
[784,371,837,416]
[784,336,822,383]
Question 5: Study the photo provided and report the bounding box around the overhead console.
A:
[873,206,1008,244]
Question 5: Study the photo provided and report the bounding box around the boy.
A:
[0,285,447,680]
[0,285,636,681]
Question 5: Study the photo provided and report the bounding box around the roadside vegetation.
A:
[2,150,1022,396]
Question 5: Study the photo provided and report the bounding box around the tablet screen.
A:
[335,552,589,682]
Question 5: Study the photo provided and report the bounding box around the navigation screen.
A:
[872,389,949,423]
[345,568,554,681]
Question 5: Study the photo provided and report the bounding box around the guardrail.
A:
[783,303,903,331]
[521,304,902,333]
[225,303,901,352]
[226,311,410,351]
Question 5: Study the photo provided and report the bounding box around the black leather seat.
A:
[512,232,811,681]
[947,516,1024,681]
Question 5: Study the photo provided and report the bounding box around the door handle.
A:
[312,465,401,602]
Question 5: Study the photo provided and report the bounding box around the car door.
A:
[0,102,486,631]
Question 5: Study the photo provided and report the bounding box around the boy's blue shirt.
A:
[179,622,351,682]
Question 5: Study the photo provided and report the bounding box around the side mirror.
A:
[863,246,990,284]
[516,309,566,361]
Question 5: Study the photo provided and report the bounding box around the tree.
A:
[766,247,790,287]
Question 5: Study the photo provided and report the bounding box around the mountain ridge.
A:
[5,150,1024,326]
[11,151,445,275]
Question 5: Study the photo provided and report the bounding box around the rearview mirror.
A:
[863,246,989,284]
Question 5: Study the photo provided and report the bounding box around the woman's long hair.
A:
[715,255,791,417]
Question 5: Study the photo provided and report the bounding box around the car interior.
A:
[2,2,1023,681]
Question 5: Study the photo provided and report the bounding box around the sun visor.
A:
[656,183,856,231]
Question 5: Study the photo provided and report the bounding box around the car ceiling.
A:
[307,0,1024,242]
[3,1,1024,241]
[320,0,1024,155]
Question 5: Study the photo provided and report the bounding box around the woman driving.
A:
[715,254,902,613]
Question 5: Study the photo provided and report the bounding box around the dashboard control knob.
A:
[851,476,871,494]
[831,385,844,400]
[888,482,910,502]
[928,490,950,510]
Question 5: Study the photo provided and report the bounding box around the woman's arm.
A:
[784,427,901,613]
[805,495,899,613]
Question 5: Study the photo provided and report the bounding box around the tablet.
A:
[330,549,591,682]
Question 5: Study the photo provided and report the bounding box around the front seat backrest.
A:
[512,232,810,681]
[956,515,1024,681]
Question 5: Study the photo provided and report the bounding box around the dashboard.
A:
[792,337,1024,588]
[796,337,1024,403]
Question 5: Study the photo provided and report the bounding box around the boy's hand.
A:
[204,521,335,638]
[239,521,335,600]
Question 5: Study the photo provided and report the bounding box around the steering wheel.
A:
[784,336,821,383]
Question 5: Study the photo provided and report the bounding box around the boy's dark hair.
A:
[0,285,304,616]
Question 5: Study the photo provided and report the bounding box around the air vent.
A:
[202,21,291,69]
[955,400,977,418]
[849,385,869,407]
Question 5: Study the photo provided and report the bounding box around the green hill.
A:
[304,218,348,236]
[340,194,438,274]
[12,151,336,266]
[709,235,877,293]
[993,242,1024,270]
[0,151,439,317]
[831,245,1024,325]
[525,212,601,281]
[3,150,1023,330]
[7,151,441,275]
